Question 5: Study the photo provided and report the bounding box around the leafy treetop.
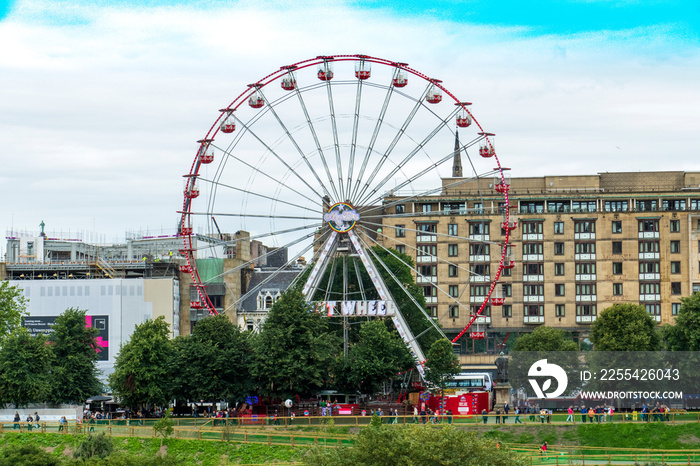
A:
[590,303,661,351]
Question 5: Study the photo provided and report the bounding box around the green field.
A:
[4,421,700,464]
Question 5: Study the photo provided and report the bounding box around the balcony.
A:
[575,295,597,302]
[417,255,437,263]
[576,315,597,324]
[474,315,491,325]
[469,234,489,242]
[417,234,437,243]
[523,233,543,241]
[469,255,490,262]
[524,315,544,324]
[575,253,596,261]
[523,254,544,261]
[639,273,660,281]
[640,294,661,301]
[638,252,660,260]
[424,296,437,304]
[524,295,545,303]
[575,274,596,281]
[638,231,660,239]
[574,233,596,240]
[470,296,487,304]
[523,275,544,282]
[649,315,661,322]
[416,276,437,284]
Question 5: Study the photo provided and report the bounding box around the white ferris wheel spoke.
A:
[230,115,327,202]
[253,88,335,203]
[354,82,431,204]
[324,73,344,201]
[196,176,323,216]
[293,86,340,203]
[349,70,398,202]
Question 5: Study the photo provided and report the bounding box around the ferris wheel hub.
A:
[323,202,359,233]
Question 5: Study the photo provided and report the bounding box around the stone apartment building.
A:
[379,170,700,355]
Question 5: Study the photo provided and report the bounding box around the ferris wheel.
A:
[179,54,514,376]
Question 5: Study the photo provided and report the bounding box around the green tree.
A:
[74,432,114,460]
[170,314,254,404]
[663,292,700,350]
[0,281,28,338]
[335,320,414,395]
[512,326,578,351]
[305,422,526,465]
[252,289,340,398]
[109,316,172,410]
[153,409,175,447]
[424,338,461,403]
[0,328,52,407]
[48,308,103,404]
[591,303,661,351]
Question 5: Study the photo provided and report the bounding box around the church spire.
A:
[452,130,463,178]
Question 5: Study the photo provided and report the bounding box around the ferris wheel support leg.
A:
[302,231,338,299]
[347,230,426,380]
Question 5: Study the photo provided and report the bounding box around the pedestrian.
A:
[581,406,587,423]
[413,406,418,424]
[447,409,453,425]
[13,412,20,430]
[26,414,34,432]
[503,403,509,423]
[482,409,488,424]
[540,441,548,455]
[34,412,41,429]
[514,406,522,424]
[588,407,594,424]
[495,408,501,424]
[566,406,574,423]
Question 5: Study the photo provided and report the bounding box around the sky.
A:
[1,0,699,254]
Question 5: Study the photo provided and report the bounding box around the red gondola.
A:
[281,72,297,90]
[355,60,371,80]
[318,62,333,81]
[249,91,264,108]
[426,85,442,104]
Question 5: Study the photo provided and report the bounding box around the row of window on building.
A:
[394,199,700,216]
[395,218,699,239]
[427,302,687,320]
